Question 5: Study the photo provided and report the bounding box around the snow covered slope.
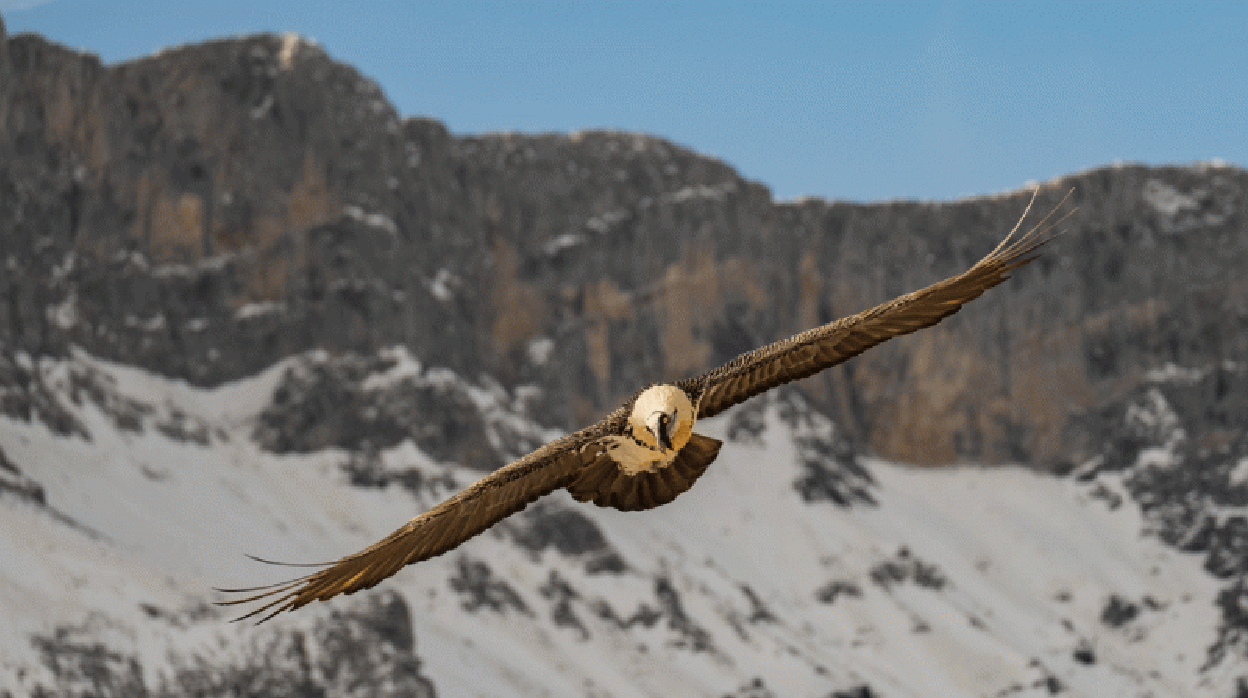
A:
[1,348,1244,697]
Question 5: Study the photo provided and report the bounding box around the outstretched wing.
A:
[217,429,607,622]
[693,188,1074,419]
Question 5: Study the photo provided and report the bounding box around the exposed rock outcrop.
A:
[24,593,436,698]
[1069,359,1248,667]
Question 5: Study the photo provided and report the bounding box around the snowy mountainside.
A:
[1,348,1245,697]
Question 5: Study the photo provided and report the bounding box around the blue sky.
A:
[4,1,1246,202]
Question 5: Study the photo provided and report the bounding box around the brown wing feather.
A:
[217,429,607,623]
[693,188,1075,419]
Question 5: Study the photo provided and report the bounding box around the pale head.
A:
[629,384,695,454]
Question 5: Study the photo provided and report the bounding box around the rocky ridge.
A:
[4,15,1246,467]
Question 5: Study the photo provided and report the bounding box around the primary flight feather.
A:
[219,188,1074,622]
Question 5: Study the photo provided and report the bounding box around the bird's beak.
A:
[648,412,674,454]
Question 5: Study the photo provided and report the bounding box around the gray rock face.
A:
[253,351,503,468]
[25,593,436,698]
[2,20,1246,474]
[0,444,45,506]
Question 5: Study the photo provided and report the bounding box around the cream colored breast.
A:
[602,435,671,475]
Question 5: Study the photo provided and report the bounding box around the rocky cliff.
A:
[3,14,1245,467]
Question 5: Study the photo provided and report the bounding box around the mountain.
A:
[3,14,1248,697]
[4,16,1246,468]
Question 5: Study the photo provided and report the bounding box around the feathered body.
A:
[220,189,1074,622]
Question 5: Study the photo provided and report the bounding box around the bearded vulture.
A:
[219,189,1073,622]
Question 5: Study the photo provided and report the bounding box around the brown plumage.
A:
[218,188,1073,623]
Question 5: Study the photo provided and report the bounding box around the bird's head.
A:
[630,384,695,455]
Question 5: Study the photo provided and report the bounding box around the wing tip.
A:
[983,185,1078,268]
[214,554,324,623]
[215,581,308,624]
[244,552,336,568]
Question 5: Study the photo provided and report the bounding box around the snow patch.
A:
[1146,362,1207,384]
[1229,457,1248,488]
[343,205,399,236]
[50,250,77,281]
[1189,157,1231,171]
[541,233,584,256]
[113,249,149,270]
[151,254,235,279]
[661,182,737,204]
[124,313,166,331]
[426,268,458,302]
[585,209,629,233]
[526,337,555,366]
[249,94,274,120]
[47,290,78,330]
[1125,388,1183,442]
[234,301,287,321]
[1143,179,1199,217]
[361,345,423,391]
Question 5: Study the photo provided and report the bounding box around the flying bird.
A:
[219,189,1073,622]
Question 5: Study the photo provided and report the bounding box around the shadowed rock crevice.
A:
[655,575,715,653]
[539,570,590,640]
[869,547,948,592]
[508,501,628,574]
[448,556,532,616]
[0,350,91,441]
